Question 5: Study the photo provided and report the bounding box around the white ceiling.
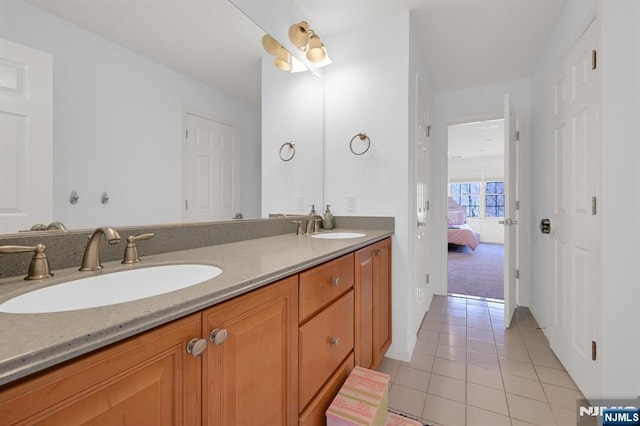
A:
[26,0,567,106]
[448,119,504,159]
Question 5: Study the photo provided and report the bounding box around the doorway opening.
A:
[446,118,505,301]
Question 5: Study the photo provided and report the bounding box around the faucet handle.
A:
[292,220,304,235]
[312,217,322,233]
[122,233,155,264]
[0,244,53,280]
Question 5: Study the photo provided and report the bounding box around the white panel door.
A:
[184,113,243,222]
[0,38,52,233]
[414,84,431,333]
[549,18,602,397]
[503,95,519,327]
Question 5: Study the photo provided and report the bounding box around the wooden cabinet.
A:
[0,314,202,425]
[202,275,298,426]
[355,238,392,370]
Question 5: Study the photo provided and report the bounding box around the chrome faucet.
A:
[305,215,323,234]
[80,227,121,271]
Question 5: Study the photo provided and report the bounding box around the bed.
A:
[447,197,480,250]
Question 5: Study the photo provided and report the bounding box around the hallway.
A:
[380,295,586,425]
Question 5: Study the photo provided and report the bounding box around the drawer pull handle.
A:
[186,338,207,357]
[329,336,340,346]
[209,328,229,345]
[330,276,340,286]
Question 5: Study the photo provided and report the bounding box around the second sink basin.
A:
[0,264,222,314]
[310,232,366,239]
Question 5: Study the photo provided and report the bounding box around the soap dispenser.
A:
[322,205,335,229]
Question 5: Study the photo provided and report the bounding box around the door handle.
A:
[499,218,517,226]
[540,218,551,234]
[417,221,425,227]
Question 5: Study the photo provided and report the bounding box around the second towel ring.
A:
[350,132,371,155]
[279,141,296,162]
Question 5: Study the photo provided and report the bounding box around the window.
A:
[485,181,505,217]
[450,182,480,218]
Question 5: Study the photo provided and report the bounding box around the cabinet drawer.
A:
[299,253,354,322]
[299,290,354,410]
[299,352,354,426]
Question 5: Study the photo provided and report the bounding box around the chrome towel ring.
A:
[279,141,296,162]
[350,132,371,155]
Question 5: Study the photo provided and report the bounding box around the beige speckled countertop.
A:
[0,228,392,387]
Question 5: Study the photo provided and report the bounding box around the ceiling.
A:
[26,0,567,106]
[447,119,504,160]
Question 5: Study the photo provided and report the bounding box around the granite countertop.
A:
[0,228,392,387]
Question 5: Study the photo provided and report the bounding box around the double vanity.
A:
[0,217,393,424]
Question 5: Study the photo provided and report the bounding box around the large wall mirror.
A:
[0,0,325,235]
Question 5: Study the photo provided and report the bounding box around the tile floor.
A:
[378,295,587,426]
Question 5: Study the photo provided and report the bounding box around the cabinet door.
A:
[355,238,392,370]
[372,238,392,368]
[203,276,298,426]
[0,314,202,426]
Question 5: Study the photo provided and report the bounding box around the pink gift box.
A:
[326,366,390,426]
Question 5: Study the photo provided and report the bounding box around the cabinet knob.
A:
[329,336,340,346]
[186,338,207,357]
[209,328,229,345]
[330,276,340,286]
[374,249,382,256]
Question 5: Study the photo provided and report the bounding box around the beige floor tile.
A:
[494,332,526,348]
[466,311,491,322]
[467,338,498,355]
[503,373,547,402]
[542,383,583,410]
[428,373,466,403]
[388,383,427,420]
[414,338,438,356]
[435,344,467,363]
[466,328,495,343]
[466,298,488,307]
[496,344,531,362]
[429,305,446,315]
[534,365,578,390]
[466,303,489,312]
[507,393,556,425]
[406,352,435,372]
[432,357,466,381]
[447,296,468,305]
[441,323,467,336]
[511,420,539,426]
[499,357,538,380]
[417,328,440,343]
[394,366,431,392]
[467,364,504,390]
[445,308,467,318]
[422,393,466,426]
[467,319,494,331]
[378,357,401,381]
[551,404,578,426]
[529,350,565,370]
[466,405,511,426]
[467,350,500,371]
[443,314,467,326]
[467,382,509,416]
[438,333,467,348]
[422,320,442,332]
[425,310,444,323]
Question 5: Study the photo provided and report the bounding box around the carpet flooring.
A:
[447,242,504,300]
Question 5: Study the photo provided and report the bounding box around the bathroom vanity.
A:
[0,220,392,425]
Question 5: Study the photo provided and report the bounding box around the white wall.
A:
[324,11,417,361]
[530,0,640,398]
[432,79,531,302]
[261,58,324,216]
[0,0,261,229]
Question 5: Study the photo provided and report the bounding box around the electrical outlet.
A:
[346,195,356,212]
[296,196,305,212]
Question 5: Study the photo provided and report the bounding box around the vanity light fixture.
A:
[262,34,291,71]
[288,21,330,64]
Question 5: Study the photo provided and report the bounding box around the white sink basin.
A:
[310,232,366,240]
[0,264,222,314]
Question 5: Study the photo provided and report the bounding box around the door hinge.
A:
[427,125,432,137]
[426,200,430,211]
[592,341,597,360]
[515,130,520,141]
[426,273,430,284]
[516,269,520,279]
[185,200,188,210]
[185,128,189,139]
[592,196,597,215]
[515,200,520,210]
[592,50,597,70]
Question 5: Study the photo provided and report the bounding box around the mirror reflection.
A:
[1,0,326,235]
